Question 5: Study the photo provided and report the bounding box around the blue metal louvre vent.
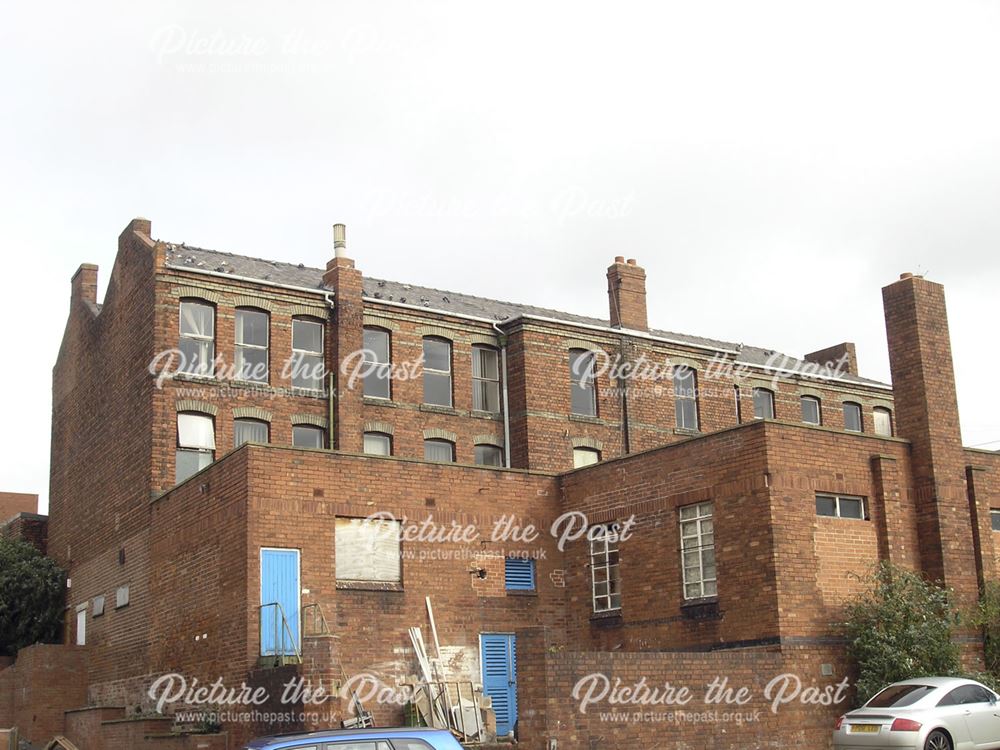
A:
[504,557,535,591]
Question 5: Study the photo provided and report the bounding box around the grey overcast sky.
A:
[2,1,998,512]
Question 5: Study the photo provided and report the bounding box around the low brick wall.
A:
[0,644,88,745]
[517,629,848,750]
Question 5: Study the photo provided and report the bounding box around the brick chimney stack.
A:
[71,264,99,307]
[607,257,648,331]
[804,342,858,376]
[323,223,364,453]
[882,272,978,607]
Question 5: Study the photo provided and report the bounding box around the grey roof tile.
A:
[162,243,889,388]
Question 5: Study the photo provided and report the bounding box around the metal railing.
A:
[258,602,302,665]
[301,602,331,637]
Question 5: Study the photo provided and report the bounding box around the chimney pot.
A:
[899,272,913,280]
[614,256,625,264]
[333,223,347,258]
[626,258,636,266]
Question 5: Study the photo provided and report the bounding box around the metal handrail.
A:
[258,601,301,661]
[301,602,331,636]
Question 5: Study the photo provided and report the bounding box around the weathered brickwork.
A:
[0,512,48,553]
[30,219,995,749]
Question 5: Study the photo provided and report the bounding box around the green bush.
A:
[972,580,1000,678]
[0,536,66,657]
[845,563,961,704]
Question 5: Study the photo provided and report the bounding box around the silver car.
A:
[833,677,1000,750]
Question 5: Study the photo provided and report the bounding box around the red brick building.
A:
[2,217,997,749]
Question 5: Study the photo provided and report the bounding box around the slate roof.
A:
[162,242,890,388]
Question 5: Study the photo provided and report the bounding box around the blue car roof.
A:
[245,727,459,749]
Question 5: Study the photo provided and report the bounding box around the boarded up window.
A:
[335,518,402,583]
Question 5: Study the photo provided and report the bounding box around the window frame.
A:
[752,388,775,420]
[991,510,1000,532]
[421,336,453,407]
[474,443,504,467]
[674,368,699,431]
[815,493,867,520]
[679,501,716,601]
[873,407,893,437]
[843,401,863,432]
[471,344,501,414]
[234,307,270,384]
[292,424,327,449]
[590,523,622,613]
[234,418,270,448]
[363,327,392,400]
[569,349,598,417]
[175,411,215,483]
[800,395,821,425]
[363,432,392,456]
[178,299,216,377]
[573,447,601,468]
[291,316,325,392]
[424,438,455,463]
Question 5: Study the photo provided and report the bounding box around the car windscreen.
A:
[866,684,936,708]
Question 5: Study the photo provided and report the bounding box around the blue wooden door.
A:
[481,633,517,736]
[260,548,300,656]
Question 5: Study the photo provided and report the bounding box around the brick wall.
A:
[0,513,48,553]
[0,644,88,745]
[556,420,920,650]
[516,628,849,750]
[0,492,37,521]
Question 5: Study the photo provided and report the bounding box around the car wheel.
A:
[924,730,952,750]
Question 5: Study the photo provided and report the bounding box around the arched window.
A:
[474,443,503,467]
[178,299,215,376]
[363,327,391,399]
[422,337,452,406]
[291,317,325,391]
[674,368,699,431]
[573,447,601,468]
[752,388,775,420]
[800,395,821,425]
[873,407,893,437]
[176,412,215,482]
[292,424,326,449]
[363,432,392,456]
[569,349,597,416]
[424,438,455,463]
[472,345,501,413]
[235,307,269,383]
[234,418,269,448]
[843,402,863,432]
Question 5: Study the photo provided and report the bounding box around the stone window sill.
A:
[336,580,404,592]
[363,397,398,408]
[420,404,461,416]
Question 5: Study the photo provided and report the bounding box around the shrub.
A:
[0,536,66,657]
[845,563,961,704]
[972,580,1000,678]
